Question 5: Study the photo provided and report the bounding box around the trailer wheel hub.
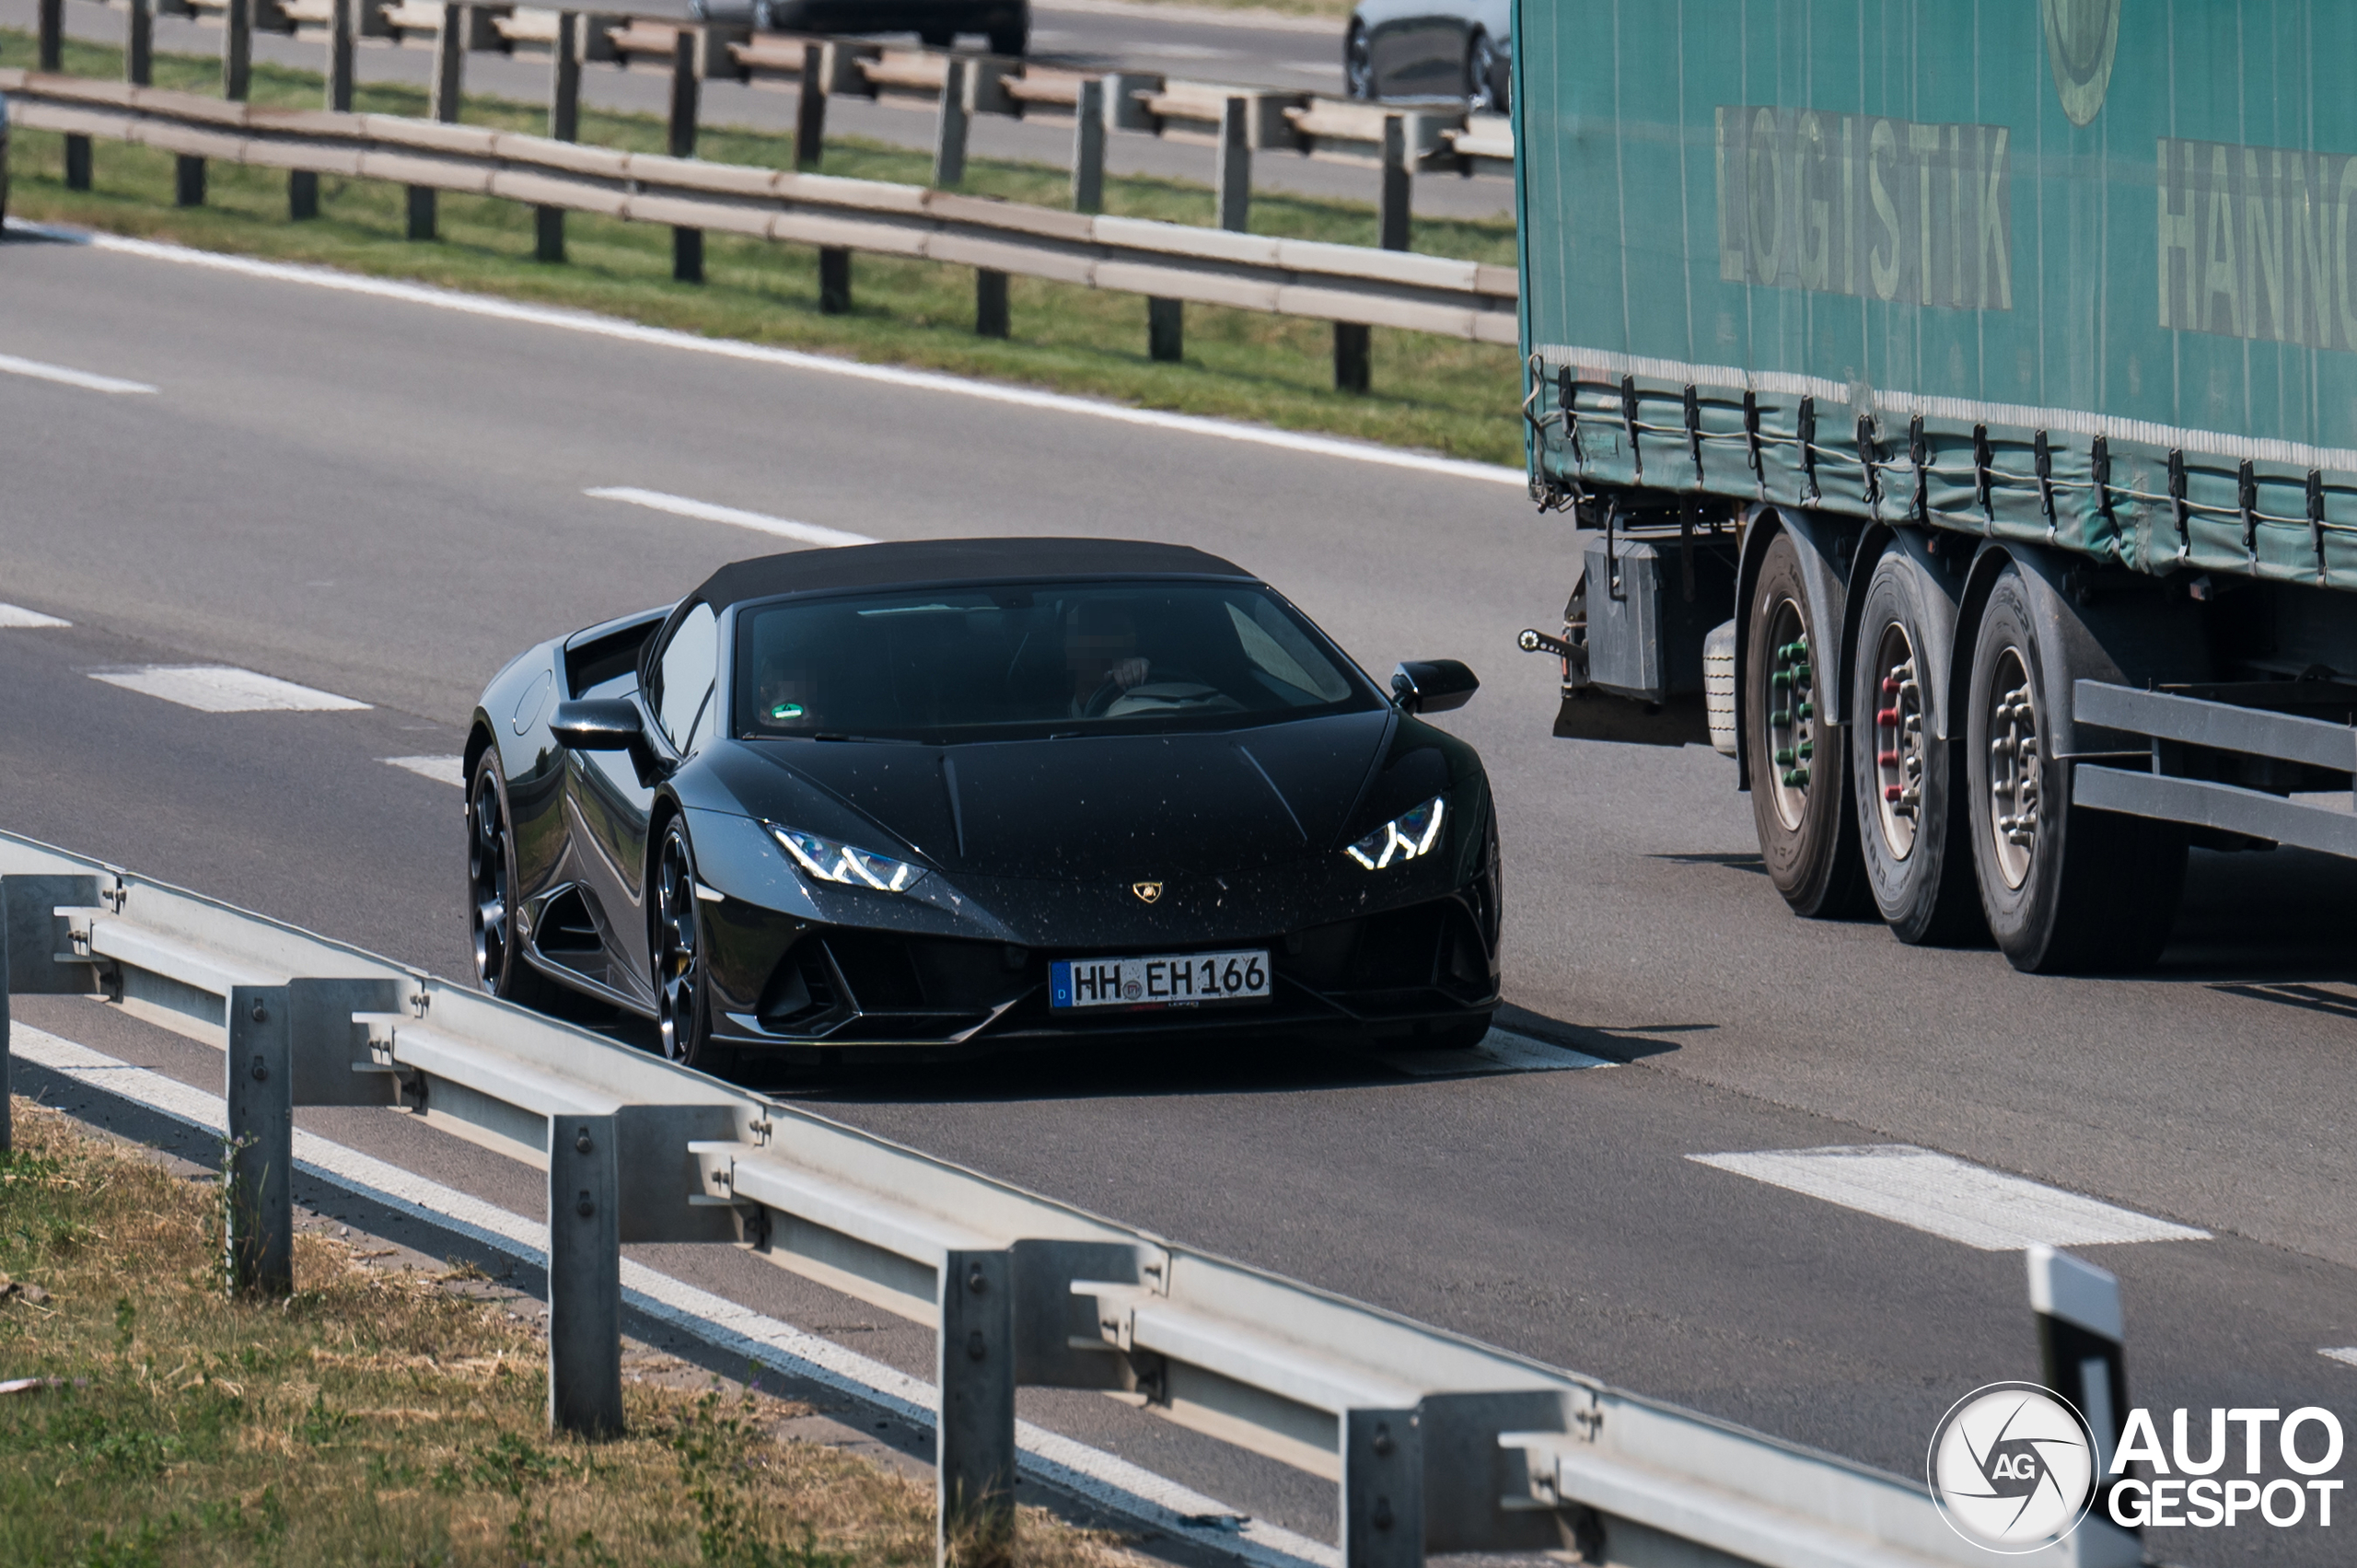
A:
[1870,624,1925,860]
[1764,603,1815,830]
[1985,650,2041,889]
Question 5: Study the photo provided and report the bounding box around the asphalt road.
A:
[2,229,2353,1563]
[6,0,1516,219]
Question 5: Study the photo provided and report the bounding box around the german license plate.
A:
[1050,949,1270,1011]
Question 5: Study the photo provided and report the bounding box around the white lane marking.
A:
[0,603,73,628]
[13,220,1522,490]
[384,754,466,786]
[0,351,157,395]
[10,1025,1334,1568]
[585,487,877,548]
[90,665,371,713]
[2324,1348,2357,1371]
[1379,1027,1614,1077]
[1686,1145,2212,1251]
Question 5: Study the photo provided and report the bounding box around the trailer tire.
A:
[1850,552,1984,945]
[1965,565,2187,972]
[1746,531,1867,917]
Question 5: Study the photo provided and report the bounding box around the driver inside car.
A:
[1065,601,1151,716]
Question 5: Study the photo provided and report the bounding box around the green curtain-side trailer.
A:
[1513,1,2357,973]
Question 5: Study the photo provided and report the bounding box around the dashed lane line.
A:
[0,351,157,395]
[10,1025,1333,1568]
[2324,1348,2357,1371]
[0,603,73,628]
[7,219,1522,490]
[1378,1028,1614,1077]
[585,487,877,548]
[90,665,371,714]
[1687,1144,2212,1251]
[384,755,466,786]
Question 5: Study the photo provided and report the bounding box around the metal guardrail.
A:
[0,829,2138,1568]
[0,71,1518,344]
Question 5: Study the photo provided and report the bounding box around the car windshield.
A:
[734,579,1381,742]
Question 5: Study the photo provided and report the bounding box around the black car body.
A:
[463,539,1499,1066]
[1344,0,1510,112]
[689,0,1028,55]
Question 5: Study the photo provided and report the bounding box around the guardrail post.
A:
[794,42,829,169]
[0,99,10,233]
[290,0,355,217]
[225,985,294,1296]
[1147,297,1181,362]
[1342,1407,1423,1568]
[1214,94,1249,232]
[327,0,356,109]
[126,0,153,86]
[2031,1245,2130,1521]
[975,269,1008,337]
[819,247,852,313]
[0,884,12,1157]
[1070,76,1104,214]
[933,55,970,188]
[38,0,63,69]
[668,29,702,283]
[407,0,463,239]
[223,0,252,101]
[548,1111,622,1436]
[537,10,582,262]
[1334,112,1408,394]
[937,1249,1016,1568]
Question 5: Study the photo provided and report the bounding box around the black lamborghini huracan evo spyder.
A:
[463,539,1501,1069]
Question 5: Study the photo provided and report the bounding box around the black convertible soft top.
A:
[695,538,1254,611]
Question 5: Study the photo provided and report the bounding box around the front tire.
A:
[1344,22,1375,100]
[1745,531,1868,917]
[1850,552,1984,945]
[654,819,729,1071]
[1465,30,1500,114]
[1965,565,2187,972]
[468,749,554,1005]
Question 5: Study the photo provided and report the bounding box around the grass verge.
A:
[0,29,1524,465]
[0,1097,1132,1567]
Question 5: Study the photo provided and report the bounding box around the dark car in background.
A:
[463,538,1501,1071]
[689,0,1028,55]
[1345,0,1509,112]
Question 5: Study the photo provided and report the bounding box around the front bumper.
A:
[708,887,1500,1060]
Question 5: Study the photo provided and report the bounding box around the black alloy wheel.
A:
[1965,565,2186,972]
[1744,531,1869,917]
[1849,552,1984,945]
[654,819,724,1069]
[1466,30,1500,115]
[468,751,552,1005]
[1344,22,1375,100]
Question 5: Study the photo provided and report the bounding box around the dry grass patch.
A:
[0,1098,1140,1568]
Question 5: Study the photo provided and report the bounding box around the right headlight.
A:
[1343,796,1445,870]
[769,824,928,893]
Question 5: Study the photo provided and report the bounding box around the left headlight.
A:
[770,824,928,893]
[1342,795,1446,870]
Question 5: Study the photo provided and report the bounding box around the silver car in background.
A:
[1344,0,1510,112]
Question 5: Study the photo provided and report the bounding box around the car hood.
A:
[714,712,1396,880]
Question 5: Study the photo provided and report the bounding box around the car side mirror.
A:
[551,698,644,750]
[1391,659,1480,714]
